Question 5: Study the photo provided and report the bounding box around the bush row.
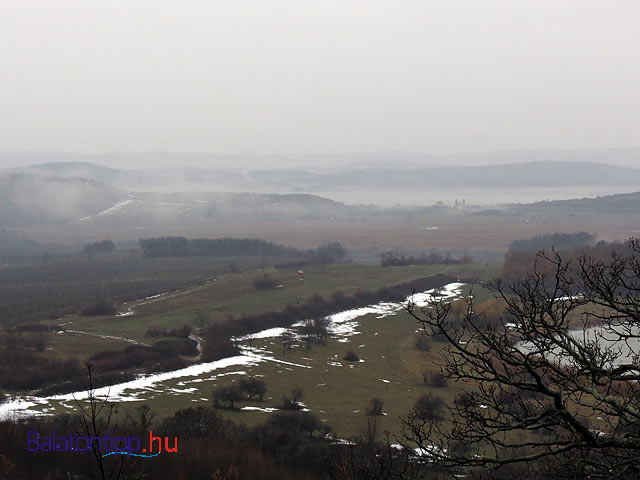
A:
[203,274,456,360]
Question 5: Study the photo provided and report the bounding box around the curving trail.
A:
[58,278,216,348]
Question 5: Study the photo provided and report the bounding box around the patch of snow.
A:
[76,199,134,222]
[240,347,312,369]
[241,406,279,413]
[234,327,290,342]
[330,438,356,445]
[0,355,259,418]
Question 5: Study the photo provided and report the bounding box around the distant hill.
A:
[9,159,640,193]
[469,190,640,225]
[0,173,125,227]
[13,162,248,192]
[273,161,640,189]
[71,191,371,227]
[2,148,640,169]
[515,190,640,213]
[2,159,640,232]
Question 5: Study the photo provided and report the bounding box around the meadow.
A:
[3,260,498,438]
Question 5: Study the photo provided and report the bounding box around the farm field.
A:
[41,261,498,355]
[3,262,496,438]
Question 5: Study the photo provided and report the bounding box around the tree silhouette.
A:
[404,240,640,479]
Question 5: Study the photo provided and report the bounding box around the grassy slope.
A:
[42,262,499,350]
[23,261,498,438]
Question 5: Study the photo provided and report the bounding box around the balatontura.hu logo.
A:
[28,430,178,458]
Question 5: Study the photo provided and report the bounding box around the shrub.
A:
[414,393,445,421]
[202,336,239,361]
[239,377,267,401]
[280,387,304,411]
[80,300,116,316]
[153,338,198,356]
[145,327,166,337]
[366,397,384,416]
[146,324,192,338]
[83,240,115,255]
[343,351,359,362]
[267,411,322,438]
[213,385,244,409]
[159,406,227,437]
[28,331,48,352]
[253,274,279,290]
[415,334,432,351]
[423,370,448,388]
[168,324,192,338]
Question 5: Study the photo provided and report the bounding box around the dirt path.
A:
[187,332,204,361]
[64,329,150,346]
[115,278,215,317]
[59,279,215,350]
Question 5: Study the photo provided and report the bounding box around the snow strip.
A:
[0,355,258,418]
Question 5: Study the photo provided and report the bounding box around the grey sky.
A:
[1,1,639,156]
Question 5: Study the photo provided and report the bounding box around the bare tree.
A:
[403,241,640,479]
[281,387,304,411]
[73,362,131,480]
[212,384,244,410]
[239,377,267,401]
[126,403,155,432]
[280,330,295,356]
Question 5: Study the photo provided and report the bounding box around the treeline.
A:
[0,330,197,395]
[139,236,300,258]
[203,273,456,360]
[0,404,446,479]
[0,330,83,393]
[508,232,595,252]
[84,338,198,389]
[503,236,629,283]
[380,249,472,267]
[82,239,115,255]
[139,236,348,265]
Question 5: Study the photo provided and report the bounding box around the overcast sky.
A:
[1,1,639,157]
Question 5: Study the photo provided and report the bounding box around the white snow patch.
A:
[409,283,465,307]
[76,199,134,222]
[0,355,258,418]
[241,406,279,413]
[234,327,290,342]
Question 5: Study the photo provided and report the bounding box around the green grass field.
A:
[12,261,498,438]
[41,262,499,352]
